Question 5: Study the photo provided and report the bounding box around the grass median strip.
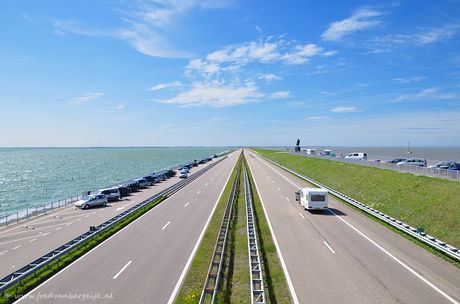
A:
[177,153,292,304]
[0,196,166,304]
[252,148,460,265]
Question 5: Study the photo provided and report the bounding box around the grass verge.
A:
[251,148,460,264]
[0,196,166,304]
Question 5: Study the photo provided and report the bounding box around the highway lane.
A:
[0,159,219,279]
[245,149,460,304]
[15,151,240,304]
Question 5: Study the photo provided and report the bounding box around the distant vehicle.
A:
[213,154,218,158]
[115,185,131,197]
[427,161,457,169]
[179,171,188,178]
[396,158,427,167]
[306,149,316,155]
[323,150,332,156]
[450,162,460,170]
[295,188,328,211]
[75,194,107,209]
[124,181,139,192]
[386,158,407,164]
[136,178,149,189]
[165,169,176,178]
[142,175,155,185]
[345,152,367,160]
[182,167,190,173]
[94,188,120,201]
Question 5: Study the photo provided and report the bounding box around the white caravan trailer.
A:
[295,187,328,210]
[306,149,316,155]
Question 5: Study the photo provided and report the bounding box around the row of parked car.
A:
[75,169,177,209]
[386,158,460,170]
[75,155,219,209]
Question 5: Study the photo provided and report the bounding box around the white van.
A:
[295,187,328,210]
[345,152,367,160]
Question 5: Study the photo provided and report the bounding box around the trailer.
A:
[295,187,328,210]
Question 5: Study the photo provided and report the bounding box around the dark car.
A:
[142,175,155,185]
[165,169,176,178]
[124,181,139,192]
[115,185,131,197]
[386,158,406,164]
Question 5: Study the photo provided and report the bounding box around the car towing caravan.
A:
[295,187,328,210]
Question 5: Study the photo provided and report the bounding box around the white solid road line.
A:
[162,222,171,230]
[113,261,132,279]
[298,212,305,219]
[261,154,459,304]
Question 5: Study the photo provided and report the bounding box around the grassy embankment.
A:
[252,148,460,256]
[176,153,291,304]
[0,196,166,304]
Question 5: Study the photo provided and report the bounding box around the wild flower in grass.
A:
[183,288,200,303]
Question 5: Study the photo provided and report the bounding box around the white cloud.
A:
[148,81,185,91]
[414,88,438,98]
[269,91,291,99]
[281,44,324,64]
[416,24,460,44]
[185,59,221,78]
[153,80,265,108]
[322,8,383,41]
[69,92,104,104]
[393,77,427,84]
[53,29,68,36]
[330,106,359,113]
[308,116,330,120]
[259,74,282,83]
[207,42,280,64]
[389,95,409,103]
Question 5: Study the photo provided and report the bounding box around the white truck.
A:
[295,187,328,211]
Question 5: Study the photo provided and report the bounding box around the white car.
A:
[75,194,108,209]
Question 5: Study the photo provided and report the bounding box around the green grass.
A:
[177,152,293,303]
[251,148,460,251]
[0,196,166,304]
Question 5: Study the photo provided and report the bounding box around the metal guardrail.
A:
[254,152,460,261]
[200,154,242,304]
[0,156,228,294]
[244,162,265,304]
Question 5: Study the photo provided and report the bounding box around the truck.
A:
[295,187,328,211]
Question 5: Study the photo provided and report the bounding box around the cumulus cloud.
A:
[153,80,266,108]
[321,7,383,41]
[68,92,104,104]
[330,106,360,113]
[281,44,324,64]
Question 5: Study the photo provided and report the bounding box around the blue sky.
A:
[1,1,459,147]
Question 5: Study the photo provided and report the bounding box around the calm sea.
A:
[0,147,231,217]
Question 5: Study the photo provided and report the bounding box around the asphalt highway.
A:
[244,149,460,304]
[12,151,240,303]
[0,156,226,279]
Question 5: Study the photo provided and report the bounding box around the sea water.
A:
[0,147,231,217]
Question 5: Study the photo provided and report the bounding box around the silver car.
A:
[75,194,108,209]
[396,158,427,167]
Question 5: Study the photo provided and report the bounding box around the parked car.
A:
[94,188,121,201]
[386,158,406,164]
[124,181,139,192]
[165,169,176,178]
[142,175,155,185]
[115,185,131,197]
[75,194,107,209]
[182,167,190,173]
[396,158,427,167]
[179,171,188,178]
[213,154,218,158]
[427,161,457,169]
[136,178,149,189]
[450,162,460,178]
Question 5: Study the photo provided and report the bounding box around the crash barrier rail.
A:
[244,162,266,304]
[0,155,229,227]
[294,153,460,182]
[253,152,460,261]
[0,156,228,294]
[200,154,242,304]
